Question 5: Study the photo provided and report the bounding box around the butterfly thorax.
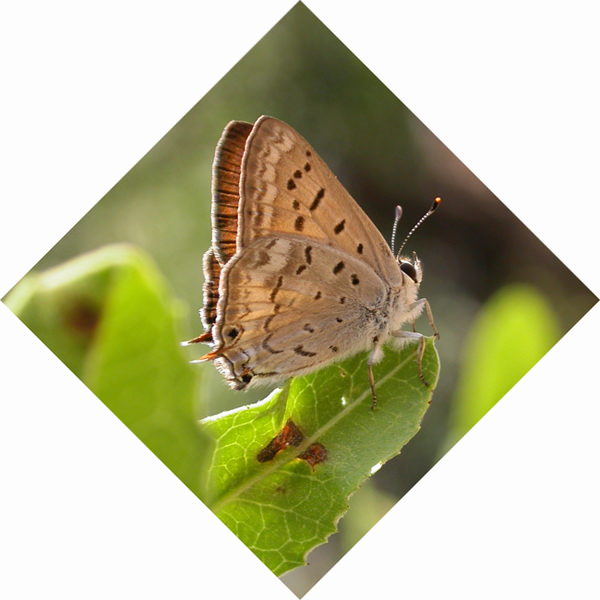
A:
[387,270,423,333]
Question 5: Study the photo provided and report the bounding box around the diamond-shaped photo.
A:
[3,4,596,597]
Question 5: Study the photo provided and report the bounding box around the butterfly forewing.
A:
[238,116,401,283]
[211,120,253,266]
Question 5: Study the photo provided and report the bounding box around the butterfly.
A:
[185,116,439,409]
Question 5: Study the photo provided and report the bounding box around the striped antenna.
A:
[390,205,402,256]
[396,197,441,260]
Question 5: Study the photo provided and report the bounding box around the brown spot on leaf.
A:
[257,419,304,462]
[298,442,328,471]
[64,299,101,338]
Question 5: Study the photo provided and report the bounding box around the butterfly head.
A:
[399,251,422,285]
[392,197,440,287]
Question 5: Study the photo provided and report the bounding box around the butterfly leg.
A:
[367,341,384,411]
[409,298,440,340]
[389,330,429,387]
[368,362,377,411]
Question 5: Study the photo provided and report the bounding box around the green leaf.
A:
[200,337,439,575]
[445,284,561,447]
[4,245,209,498]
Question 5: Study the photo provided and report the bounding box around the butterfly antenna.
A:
[390,205,402,256]
[396,197,441,260]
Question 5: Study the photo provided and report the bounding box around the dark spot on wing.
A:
[351,274,360,285]
[334,220,345,234]
[254,371,280,379]
[253,211,264,227]
[357,243,364,254]
[269,275,283,302]
[303,323,315,333]
[294,169,302,178]
[304,162,311,172]
[263,314,276,331]
[294,345,317,357]
[333,261,345,274]
[294,215,305,231]
[263,333,283,354]
[287,179,296,190]
[339,297,346,304]
[292,199,300,210]
[309,188,325,211]
[254,250,270,267]
[227,328,239,340]
[296,264,307,275]
[314,291,322,300]
[304,246,312,264]
[330,345,339,353]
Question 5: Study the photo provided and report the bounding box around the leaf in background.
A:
[4,245,209,498]
[200,337,439,575]
[445,284,561,447]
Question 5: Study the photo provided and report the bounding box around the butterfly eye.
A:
[400,261,417,282]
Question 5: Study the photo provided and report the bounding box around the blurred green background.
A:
[4,4,596,596]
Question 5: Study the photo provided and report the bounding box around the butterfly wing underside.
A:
[200,116,404,389]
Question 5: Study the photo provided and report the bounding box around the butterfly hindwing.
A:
[211,235,388,388]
